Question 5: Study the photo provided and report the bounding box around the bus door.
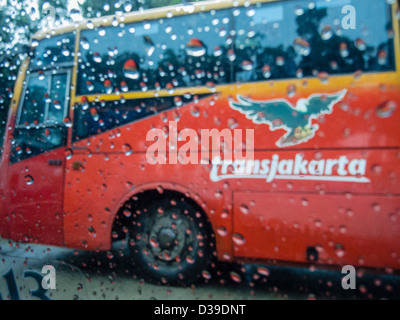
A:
[4,68,72,246]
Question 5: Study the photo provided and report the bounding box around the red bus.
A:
[0,0,399,285]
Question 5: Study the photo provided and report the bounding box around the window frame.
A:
[16,68,72,129]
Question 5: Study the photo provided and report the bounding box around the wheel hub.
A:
[158,228,176,249]
[148,210,190,262]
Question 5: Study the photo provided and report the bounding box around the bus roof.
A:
[32,0,271,41]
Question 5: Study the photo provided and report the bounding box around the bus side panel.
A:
[233,191,400,269]
[227,148,400,270]
[64,76,400,261]
[63,152,231,255]
[3,148,66,246]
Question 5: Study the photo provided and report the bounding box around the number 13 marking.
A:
[0,268,50,300]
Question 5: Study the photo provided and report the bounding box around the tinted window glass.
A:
[11,71,70,163]
[18,72,69,126]
[234,0,395,81]
[19,75,49,126]
[10,126,68,163]
[77,0,395,96]
[48,73,68,123]
[72,94,210,141]
[30,33,75,70]
[77,9,234,95]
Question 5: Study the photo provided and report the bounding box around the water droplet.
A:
[232,233,246,246]
[372,203,381,212]
[230,271,242,283]
[262,65,271,78]
[296,69,304,79]
[86,80,94,92]
[93,52,102,63]
[24,175,34,185]
[98,27,106,37]
[217,226,228,237]
[340,42,349,58]
[80,36,89,50]
[38,71,45,81]
[275,56,285,66]
[355,38,367,51]
[321,25,333,40]
[185,38,206,57]
[335,244,345,257]
[124,0,133,12]
[140,81,148,92]
[376,100,396,118]
[149,237,159,248]
[246,8,255,17]
[181,255,193,264]
[295,6,304,16]
[228,49,236,62]
[65,148,73,160]
[378,50,388,65]
[228,118,238,130]
[294,37,311,56]
[287,84,296,97]
[81,96,89,110]
[257,267,270,276]
[371,164,382,174]
[240,204,249,214]
[88,226,96,237]
[104,80,113,94]
[213,46,222,57]
[61,47,70,57]
[201,270,211,280]
[301,198,308,206]
[166,83,175,94]
[53,100,61,110]
[241,60,253,71]
[123,209,132,218]
[318,72,329,84]
[123,59,140,80]
[120,81,128,92]
[206,81,216,92]
[174,96,182,107]
[122,144,133,156]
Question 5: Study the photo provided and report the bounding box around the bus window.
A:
[72,94,210,141]
[18,74,49,126]
[47,73,68,123]
[10,70,70,163]
[77,8,234,95]
[30,33,75,69]
[234,0,395,81]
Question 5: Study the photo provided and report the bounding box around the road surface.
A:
[0,237,398,300]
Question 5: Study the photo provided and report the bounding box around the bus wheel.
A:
[128,195,214,286]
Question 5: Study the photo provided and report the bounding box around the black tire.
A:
[128,194,214,286]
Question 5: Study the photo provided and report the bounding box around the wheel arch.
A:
[108,182,217,245]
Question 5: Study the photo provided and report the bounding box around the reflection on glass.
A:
[30,34,75,69]
[76,0,395,95]
[48,74,67,124]
[19,76,49,126]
